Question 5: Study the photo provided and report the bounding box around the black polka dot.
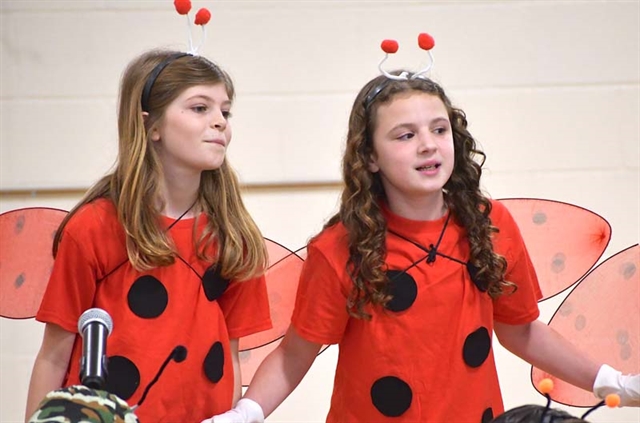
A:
[203,341,224,383]
[620,344,632,361]
[127,275,168,318]
[551,252,566,273]
[481,407,494,423]
[172,345,188,363]
[15,273,25,288]
[532,211,547,225]
[202,266,230,301]
[15,215,25,233]
[370,376,412,417]
[239,350,251,363]
[106,355,140,400]
[622,262,636,279]
[463,327,491,368]
[385,270,417,312]
[466,262,486,292]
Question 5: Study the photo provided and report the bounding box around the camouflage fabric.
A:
[28,385,139,423]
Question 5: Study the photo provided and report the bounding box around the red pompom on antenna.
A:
[381,39,399,54]
[538,378,554,394]
[417,33,435,51]
[174,0,192,15]
[194,8,211,25]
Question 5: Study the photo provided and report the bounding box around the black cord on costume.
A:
[396,251,433,277]
[580,400,605,419]
[386,212,491,291]
[132,345,188,410]
[175,254,203,279]
[539,393,553,423]
[387,211,465,265]
[98,199,199,283]
[165,198,199,231]
[166,199,209,280]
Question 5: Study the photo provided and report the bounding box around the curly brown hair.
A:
[325,72,512,319]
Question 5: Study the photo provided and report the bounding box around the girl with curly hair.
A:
[207,72,638,423]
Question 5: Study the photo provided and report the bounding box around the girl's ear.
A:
[368,154,380,173]
[143,112,161,142]
[149,127,161,142]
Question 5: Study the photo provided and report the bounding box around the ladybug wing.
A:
[531,244,639,406]
[0,207,68,319]
[499,198,611,301]
[238,239,307,386]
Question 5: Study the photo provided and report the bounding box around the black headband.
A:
[141,53,191,112]
[363,78,393,111]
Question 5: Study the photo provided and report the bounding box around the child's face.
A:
[150,83,232,176]
[369,92,454,209]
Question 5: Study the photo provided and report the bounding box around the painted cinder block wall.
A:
[1,1,638,422]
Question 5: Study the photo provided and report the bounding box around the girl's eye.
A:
[192,105,208,113]
[222,110,233,119]
[398,133,414,140]
[433,125,451,135]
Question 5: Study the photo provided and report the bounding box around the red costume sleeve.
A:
[291,234,350,345]
[218,274,273,339]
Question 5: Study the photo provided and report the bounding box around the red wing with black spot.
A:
[530,244,639,406]
[499,199,637,406]
[499,198,611,300]
[0,207,68,319]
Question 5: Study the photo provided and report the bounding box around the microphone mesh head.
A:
[77,308,114,335]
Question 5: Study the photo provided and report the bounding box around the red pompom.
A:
[174,0,191,15]
[381,39,399,54]
[195,8,211,25]
[417,33,435,50]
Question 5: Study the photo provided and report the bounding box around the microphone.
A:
[77,307,113,389]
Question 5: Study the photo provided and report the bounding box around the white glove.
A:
[201,398,265,423]
[593,364,640,407]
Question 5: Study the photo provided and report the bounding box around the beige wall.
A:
[1,1,638,422]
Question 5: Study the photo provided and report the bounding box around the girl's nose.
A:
[211,110,226,129]
[418,133,436,152]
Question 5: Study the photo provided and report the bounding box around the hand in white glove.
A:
[593,364,640,407]
[201,398,265,423]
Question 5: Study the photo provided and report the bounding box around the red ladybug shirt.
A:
[37,198,272,422]
[291,200,542,423]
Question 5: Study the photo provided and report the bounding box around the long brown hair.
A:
[53,49,267,280]
[326,72,511,319]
